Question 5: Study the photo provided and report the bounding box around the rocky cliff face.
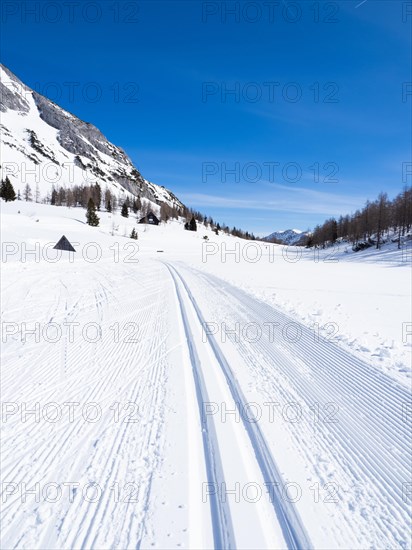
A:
[0,63,183,209]
[0,64,31,113]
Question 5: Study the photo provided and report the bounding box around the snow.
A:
[277,229,303,234]
[0,65,180,210]
[1,200,411,549]
[264,228,308,245]
[193,240,412,387]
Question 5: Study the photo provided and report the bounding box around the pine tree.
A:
[130,228,138,240]
[0,179,7,201]
[121,202,129,218]
[160,202,172,222]
[93,183,102,210]
[86,198,100,226]
[51,187,57,205]
[331,219,338,243]
[0,177,17,202]
[57,187,66,206]
[189,216,197,231]
[23,183,32,201]
[104,188,112,211]
[132,198,141,214]
[106,199,112,213]
[35,183,40,203]
[376,192,388,249]
[66,189,75,208]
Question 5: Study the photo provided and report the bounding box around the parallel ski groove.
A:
[165,262,312,550]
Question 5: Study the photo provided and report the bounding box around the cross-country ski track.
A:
[1,255,411,549]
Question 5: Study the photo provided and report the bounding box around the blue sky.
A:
[1,0,411,235]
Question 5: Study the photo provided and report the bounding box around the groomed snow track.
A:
[165,262,312,550]
[1,244,410,549]
[167,261,412,549]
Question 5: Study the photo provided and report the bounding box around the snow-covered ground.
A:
[1,200,411,549]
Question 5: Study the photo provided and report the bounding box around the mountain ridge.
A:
[263,228,309,245]
[0,63,183,210]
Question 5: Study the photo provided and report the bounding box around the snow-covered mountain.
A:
[264,228,308,245]
[0,64,183,209]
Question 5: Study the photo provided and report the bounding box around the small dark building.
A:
[139,211,160,225]
[53,235,76,252]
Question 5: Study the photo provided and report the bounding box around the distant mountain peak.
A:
[264,228,308,245]
[276,229,303,235]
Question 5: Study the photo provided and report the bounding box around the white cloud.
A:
[179,187,365,216]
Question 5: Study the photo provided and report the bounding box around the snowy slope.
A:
[1,201,411,549]
[0,64,183,210]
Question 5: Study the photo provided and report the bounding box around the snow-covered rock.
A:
[0,64,183,210]
[263,228,308,245]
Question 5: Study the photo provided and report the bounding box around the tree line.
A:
[180,205,256,239]
[0,178,257,239]
[306,187,412,250]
